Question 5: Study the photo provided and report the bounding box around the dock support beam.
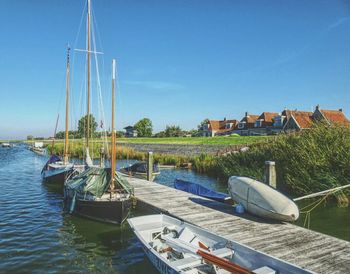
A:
[264,161,276,188]
[147,151,153,181]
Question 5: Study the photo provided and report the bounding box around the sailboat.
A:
[41,47,82,185]
[64,51,133,224]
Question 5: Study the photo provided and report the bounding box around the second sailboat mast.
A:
[86,0,91,150]
[110,59,116,189]
[64,46,70,164]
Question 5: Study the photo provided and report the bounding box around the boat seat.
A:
[136,222,162,232]
[211,247,234,258]
[170,256,202,270]
[253,266,276,274]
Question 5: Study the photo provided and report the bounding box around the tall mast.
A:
[86,0,91,152]
[110,59,116,190]
[64,45,70,164]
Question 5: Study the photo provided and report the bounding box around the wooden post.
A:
[147,151,153,181]
[264,161,276,188]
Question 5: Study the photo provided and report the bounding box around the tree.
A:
[154,131,166,138]
[27,135,34,141]
[164,125,182,137]
[134,118,153,137]
[198,118,209,130]
[78,114,98,138]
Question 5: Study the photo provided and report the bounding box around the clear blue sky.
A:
[0,0,349,139]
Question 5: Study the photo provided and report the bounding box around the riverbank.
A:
[45,124,350,200]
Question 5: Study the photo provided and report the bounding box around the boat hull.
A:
[143,245,179,274]
[42,167,75,186]
[65,195,132,224]
[128,214,313,274]
[228,176,299,222]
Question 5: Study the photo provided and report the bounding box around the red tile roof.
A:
[258,112,279,123]
[320,109,348,125]
[208,119,239,133]
[293,111,313,128]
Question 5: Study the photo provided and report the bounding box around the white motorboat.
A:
[228,176,299,222]
[128,214,312,274]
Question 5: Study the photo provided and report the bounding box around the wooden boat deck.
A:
[128,177,350,274]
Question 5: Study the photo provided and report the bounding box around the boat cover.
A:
[41,155,61,173]
[65,167,134,198]
[122,162,159,173]
[174,179,230,202]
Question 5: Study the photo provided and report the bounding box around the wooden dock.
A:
[128,177,350,274]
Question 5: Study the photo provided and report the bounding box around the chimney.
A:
[339,108,343,112]
[245,111,248,117]
[224,117,226,121]
[316,104,320,111]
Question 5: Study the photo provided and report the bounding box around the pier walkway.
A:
[128,177,350,274]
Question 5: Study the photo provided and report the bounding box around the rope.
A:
[299,189,343,229]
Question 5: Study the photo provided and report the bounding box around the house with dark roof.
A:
[201,118,239,137]
[233,112,259,136]
[124,126,138,137]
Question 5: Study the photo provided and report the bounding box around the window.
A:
[238,122,245,129]
[254,120,262,128]
[226,123,233,129]
[273,116,284,127]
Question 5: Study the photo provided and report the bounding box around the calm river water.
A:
[0,145,349,273]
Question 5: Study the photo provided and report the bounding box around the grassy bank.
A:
[116,136,268,145]
[48,124,350,198]
[218,124,350,197]
[41,135,268,146]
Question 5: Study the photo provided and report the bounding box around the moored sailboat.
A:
[64,57,133,224]
[41,47,82,185]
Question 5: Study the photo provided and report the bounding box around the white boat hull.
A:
[228,176,299,222]
[128,214,312,274]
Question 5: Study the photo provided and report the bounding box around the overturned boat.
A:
[120,161,160,181]
[228,176,299,222]
[128,214,312,274]
[174,179,232,203]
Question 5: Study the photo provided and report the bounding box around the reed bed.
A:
[48,124,350,199]
[218,124,350,197]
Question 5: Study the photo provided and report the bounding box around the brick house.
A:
[250,112,279,135]
[282,110,314,132]
[201,118,239,137]
[312,105,348,125]
[234,112,260,136]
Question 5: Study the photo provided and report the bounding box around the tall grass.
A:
[218,123,350,196]
[48,124,350,198]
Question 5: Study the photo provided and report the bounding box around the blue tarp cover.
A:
[41,155,61,173]
[174,179,230,202]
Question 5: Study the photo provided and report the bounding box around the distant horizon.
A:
[1,0,349,139]
[1,104,348,141]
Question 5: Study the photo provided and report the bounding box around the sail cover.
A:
[66,167,134,197]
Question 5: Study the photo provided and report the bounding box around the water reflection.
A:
[1,145,348,273]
